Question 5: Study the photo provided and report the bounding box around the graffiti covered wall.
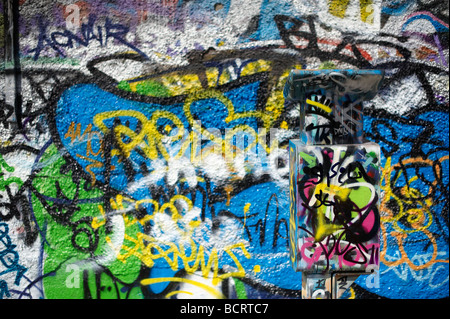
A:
[0,0,448,299]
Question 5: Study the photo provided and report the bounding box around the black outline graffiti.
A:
[1,2,448,298]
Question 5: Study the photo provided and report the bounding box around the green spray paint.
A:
[31,144,143,299]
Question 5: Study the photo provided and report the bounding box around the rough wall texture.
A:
[0,0,448,299]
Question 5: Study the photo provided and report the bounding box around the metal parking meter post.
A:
[284,69,384,299]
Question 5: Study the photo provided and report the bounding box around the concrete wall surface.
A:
[0,0,448,300]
